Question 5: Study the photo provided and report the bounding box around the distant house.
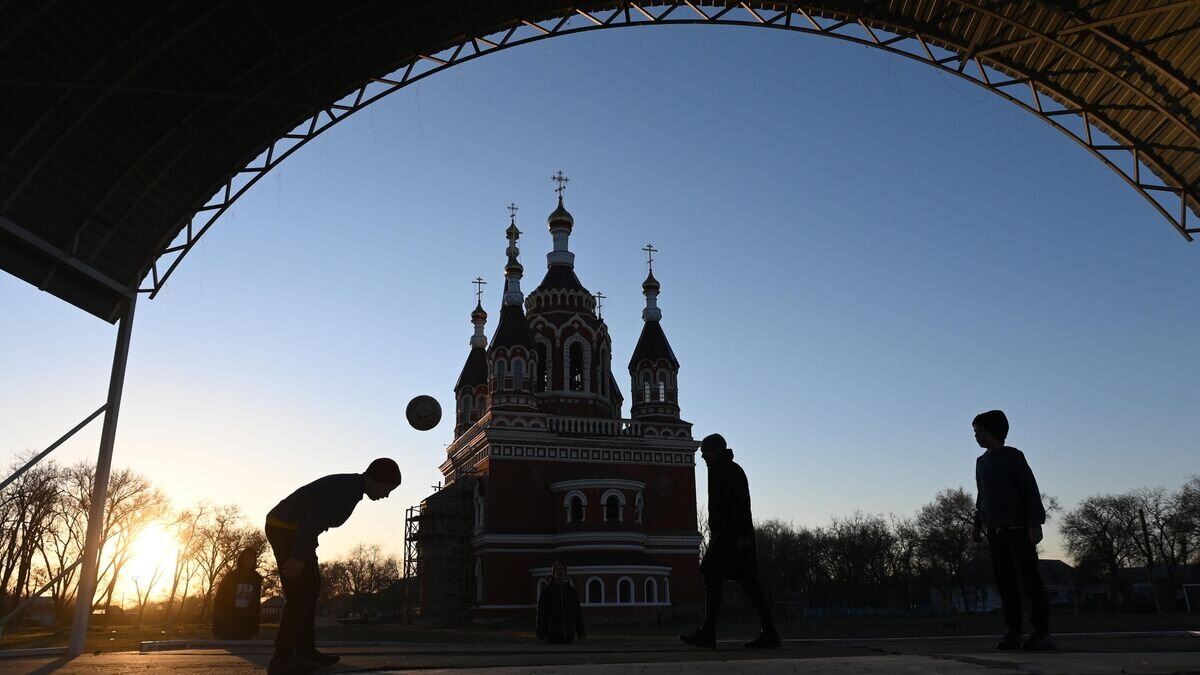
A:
[931,559,1104,613]
[19,597,55,627]
[261,596,284,623]
[1117,563,1200,609]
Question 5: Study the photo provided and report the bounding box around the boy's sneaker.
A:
[995,632,1024,650]
[1022,633,1056,651]
[679,629,716,649]
[267,655,319,675]
[744,629,781,649]
[297,649,340,666]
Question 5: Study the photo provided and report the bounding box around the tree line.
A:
[0,453,265,627]
[739,477,1199,614]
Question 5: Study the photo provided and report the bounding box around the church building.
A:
[406,173,701,623]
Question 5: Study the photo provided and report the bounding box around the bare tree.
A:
[1060,493,1136,605]
[341,544,400,597]
[93,469,169,619]
[192,505,258,621]
[0,454,61,616]
[131,552,167,630]
[915,488,979,612]
[162,505,207,625]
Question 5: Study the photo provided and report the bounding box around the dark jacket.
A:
[267,474,364,559]
[212,564,262,639]
[536,580,585,643]
[974,446,1046,529]
[700,450,758,579]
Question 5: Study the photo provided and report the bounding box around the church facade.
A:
[411,177,701,622]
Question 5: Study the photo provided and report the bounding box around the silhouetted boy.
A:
[212,547,263,640]
[536,561,585,644]
[681,433,780,650]
[265,458,402,674]
[971,410,1054,651]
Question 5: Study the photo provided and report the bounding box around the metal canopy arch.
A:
[2,0,1199,656]
[0,2,1198,324]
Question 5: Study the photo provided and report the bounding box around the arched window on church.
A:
[645,577,658,604]
[534,342,549,391]
[565,492,586,523]
[512,358,525,390]
[493,359,506,388]
[640,369,652,403]
[459,393,471,422]
[602,491,623,522]
[617,577,633,604]
[657,371,668,402]
[586,578,604,605]
[569,342,584,391]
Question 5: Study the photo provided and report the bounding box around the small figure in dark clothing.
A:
[212,547,263,640]
[536,561,586,644]
[681,433,780,650]
[970,410,1055,651]
[264,458,402,675]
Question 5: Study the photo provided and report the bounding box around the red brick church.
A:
[405,174,701,623]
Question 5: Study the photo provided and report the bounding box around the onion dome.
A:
[471,301,487,323]
[642,271,660,293]
[547,196,574,231]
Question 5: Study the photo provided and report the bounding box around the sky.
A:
[3,24,1198,570]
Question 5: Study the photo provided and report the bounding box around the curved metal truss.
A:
[141,1,1200,298]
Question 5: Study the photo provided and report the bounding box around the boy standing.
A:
[971,410,1054,651]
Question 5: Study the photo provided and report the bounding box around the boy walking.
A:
[680,433,780,650]
[971,410,1054,651]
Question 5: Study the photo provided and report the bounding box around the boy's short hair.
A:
[364,457,402,485]
[973,410,1009,441]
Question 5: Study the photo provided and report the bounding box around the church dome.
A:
[548,198,574,230]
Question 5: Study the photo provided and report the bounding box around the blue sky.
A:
[3,25,1197,563]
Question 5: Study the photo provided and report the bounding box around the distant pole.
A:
[1138,508,1162,614]
[69,294,138,656]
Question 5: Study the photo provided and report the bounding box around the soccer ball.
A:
[406,395,441,431]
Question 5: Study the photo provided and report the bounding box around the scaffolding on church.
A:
[402,479,475,625]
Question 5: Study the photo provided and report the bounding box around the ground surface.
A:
[1,615,1198,673]
[0,632,1197,673]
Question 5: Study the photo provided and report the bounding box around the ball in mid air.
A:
[406,395,442,431]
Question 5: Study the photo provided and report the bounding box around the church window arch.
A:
[512,357,526,390]
[459,393,472,421]
[493,358,507,387]
[656,369,668,402]
[564,336,591,392]
[617,577,634,604]
[564,491,587,523]
[601,489,625,522]
[645,577,658,603]
[586,577,604,605]
[534,337,552,391]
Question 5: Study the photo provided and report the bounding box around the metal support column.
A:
[68,294,137,656]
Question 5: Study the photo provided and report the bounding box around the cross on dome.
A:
[642,243,658,273]
[551,170,569,198]
[473,277,487,304]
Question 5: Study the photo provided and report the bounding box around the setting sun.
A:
[126,526,178,587]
